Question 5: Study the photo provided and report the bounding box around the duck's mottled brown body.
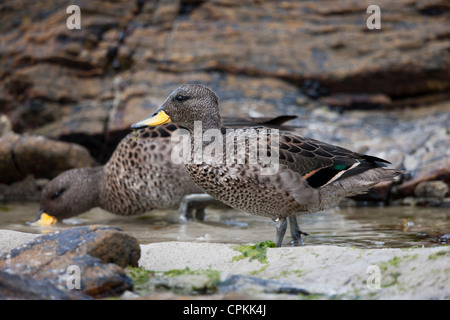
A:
[131,84,401,246]
[186,128,398,220]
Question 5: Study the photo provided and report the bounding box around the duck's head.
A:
[131,84,222,132]
[33,167,102,226]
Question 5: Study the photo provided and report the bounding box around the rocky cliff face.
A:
[0,0,449,200]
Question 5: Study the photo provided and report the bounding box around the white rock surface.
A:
[140,241,450,299]
[0,229,38,256]
[2,229,449,299]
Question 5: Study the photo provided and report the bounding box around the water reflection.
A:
[0,202,448,248]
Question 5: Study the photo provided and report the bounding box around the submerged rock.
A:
[0,225,140,298]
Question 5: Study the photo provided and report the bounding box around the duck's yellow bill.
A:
[32,213,57,226]
[131,110,171,129]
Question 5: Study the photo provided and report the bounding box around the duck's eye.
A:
[175,95,189,102]
[51,190,64,200]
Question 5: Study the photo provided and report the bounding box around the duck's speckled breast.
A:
[100,125,203,216]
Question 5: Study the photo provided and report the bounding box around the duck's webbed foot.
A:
[178,194,218,221]
[289,216,309,246]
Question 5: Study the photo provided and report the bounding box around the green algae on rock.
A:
[126,266,221,296]
[232,240,277,264]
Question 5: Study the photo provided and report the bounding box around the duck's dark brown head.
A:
[131,84,222,132]
[34,167,103,225]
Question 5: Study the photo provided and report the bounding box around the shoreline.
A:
[1,229,449,299]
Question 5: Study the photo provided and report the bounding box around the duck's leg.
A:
[289,216,309,246]
[178,194,218,221]
[274,218,288,247]
[194,207,206,221]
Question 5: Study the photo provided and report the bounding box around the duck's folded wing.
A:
[275,132,394,189]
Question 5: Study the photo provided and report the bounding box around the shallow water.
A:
[0,202,448,248]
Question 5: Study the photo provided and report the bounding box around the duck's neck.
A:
[84,166,104,209]
[187,120,224,164]
[204,116,223,133]
[182,111,223,133]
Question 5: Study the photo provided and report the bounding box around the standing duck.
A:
[131,84,401,247]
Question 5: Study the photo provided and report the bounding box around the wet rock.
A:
[0,270,91,300]
[128,268,310,298]
[0,133,95,184]
[0,225,141,298]
[414,181,449,200]
[32,100,114,162]
[321,93,392,111]
[1,0,448,134]
[156,1,450,98]
[146,273,219,295]
[416,0,450,16]
[108,70,302,131]
[12,135,94,179]
[218,274,310,297]
[395,157,450,199]
[0,0,130,133]
[400,180,450,206]
[0,135,22,184]
[0,175,48,202]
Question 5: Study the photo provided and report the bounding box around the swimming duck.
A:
[35,116,297,225]
[131,84,402,247]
